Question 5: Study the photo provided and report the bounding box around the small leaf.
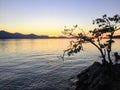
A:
[103,14,107,18]
[73,44,77,48]
[74,49,78,53]
[99,25,102,27]
[89,30,92,33]
[100,44,104,48]
[67,52,71,56]
[93,20,95,24]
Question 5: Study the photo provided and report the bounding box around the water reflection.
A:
[0,39,119,90]
[0,39,120,62]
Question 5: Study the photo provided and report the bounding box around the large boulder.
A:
[75,62,115,90]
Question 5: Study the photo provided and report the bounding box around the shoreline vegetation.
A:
[0,30,120,39]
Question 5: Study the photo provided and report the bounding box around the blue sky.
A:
[0,0,120,36]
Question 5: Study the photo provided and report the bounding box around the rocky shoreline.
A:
[74,62,120,90]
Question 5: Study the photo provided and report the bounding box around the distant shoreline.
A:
[0,30,120,39]
[0,30,67,39]
[0,38,69,39]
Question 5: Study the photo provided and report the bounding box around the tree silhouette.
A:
[63,14,120,65]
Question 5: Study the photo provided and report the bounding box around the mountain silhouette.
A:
[113,35,120,38]
[0,30,119,39]
[0,30,49,39]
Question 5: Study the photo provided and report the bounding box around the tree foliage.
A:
[63,14,120,65]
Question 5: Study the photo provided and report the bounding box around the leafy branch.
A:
[62,14,120,65]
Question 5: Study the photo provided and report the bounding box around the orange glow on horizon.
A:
[0,26,63,37]
[1,24,120,37]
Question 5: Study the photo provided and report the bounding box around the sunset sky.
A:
[0,0,120,36]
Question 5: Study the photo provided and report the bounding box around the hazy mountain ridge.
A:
[0,30,66,39]
[113,35,120,38]
[0,30,119,39]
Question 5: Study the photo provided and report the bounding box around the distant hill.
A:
[0,30,49,39]
[0,30,119,39]
[113,35,120,38]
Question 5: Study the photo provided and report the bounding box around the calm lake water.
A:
[0,39,120,90]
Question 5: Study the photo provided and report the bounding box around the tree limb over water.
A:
[62,14,120,65]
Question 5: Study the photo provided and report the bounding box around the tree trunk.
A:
[108,51,113,65]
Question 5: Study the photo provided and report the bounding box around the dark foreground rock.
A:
[75,62,120,90]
